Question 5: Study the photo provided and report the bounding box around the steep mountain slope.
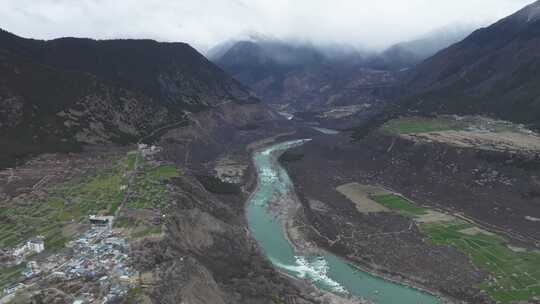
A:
[0,29,254,109]
[0,48,170,164]
[404,0,540,128]
[214,40,328,88]
[0,29,255,167]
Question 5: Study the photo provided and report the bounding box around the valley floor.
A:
[0,103,324,304]
[1,111,540,304]
[281,117,540,304]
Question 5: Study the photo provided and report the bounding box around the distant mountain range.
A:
[3,0,538,166]
[404,0,540,128]
[209,25,474,114]
[211,1,540,131]
[0,29,255,166]
[211,39,397,116]
[372,24,476,70]
[209,24,474,73]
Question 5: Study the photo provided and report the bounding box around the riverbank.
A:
[268,144,452,303]
[285,212,453,301]
[132,111,331,303]
[280,131,540,303]
[247,141,370,304]
[246,139,442,304]
[279,185,452,304]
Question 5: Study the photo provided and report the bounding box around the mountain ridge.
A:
[0,29,258,167]
[402,0,540,128]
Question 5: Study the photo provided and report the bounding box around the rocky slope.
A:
[0,29,256,168]
[130,102,325,304]
[404,0,540,128]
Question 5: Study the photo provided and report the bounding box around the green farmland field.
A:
[373,193,540,302]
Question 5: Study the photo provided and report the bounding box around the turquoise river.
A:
[246,139,441,304]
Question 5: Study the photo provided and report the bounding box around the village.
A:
[2,143,168,303]
[0,143,172,303]
[0,215,137,303]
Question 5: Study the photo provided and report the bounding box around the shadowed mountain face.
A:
[404,0,540,128]
[0,29,254,110]
[214,40,329,87]
[0,29,255,167]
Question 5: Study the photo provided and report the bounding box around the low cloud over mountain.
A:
[0,0,533,52]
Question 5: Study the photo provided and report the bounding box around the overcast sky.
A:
[0,0,535,52]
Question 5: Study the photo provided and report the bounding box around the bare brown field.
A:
[403,130,540,154]
[336,183,390,213]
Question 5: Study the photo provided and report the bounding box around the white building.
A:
[27,236,45,253]
[138,144,162,157]
[11,236,45,259]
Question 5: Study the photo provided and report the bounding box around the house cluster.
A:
[138,143,162,158]
[1,216,136,302]
[22,260,41,278]
[50,227,136,302]
[1,255,45,297]
[3,282,24,296]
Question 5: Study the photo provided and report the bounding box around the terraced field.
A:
[372,194,540,303]
[0,150,180,294]
[114,158,179,241]
[0,156,129,251]
[126,164,179,210]
[0,264,24,290]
